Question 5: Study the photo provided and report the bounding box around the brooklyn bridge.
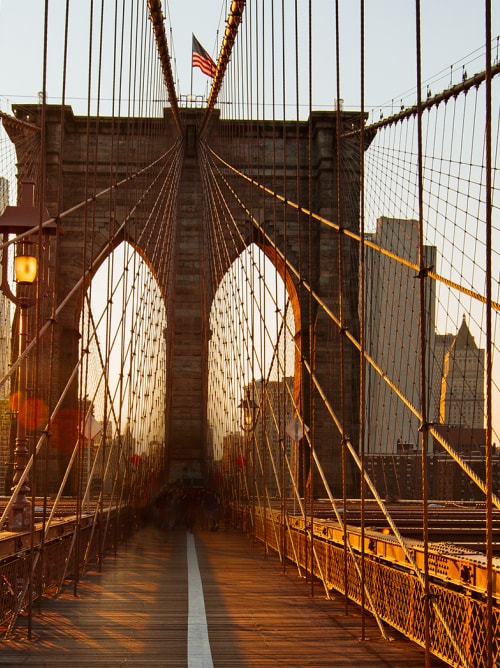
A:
[0,1,498,666]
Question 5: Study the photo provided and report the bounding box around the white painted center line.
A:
[187,531,214,668]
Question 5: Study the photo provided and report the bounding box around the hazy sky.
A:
[0,0,497,118]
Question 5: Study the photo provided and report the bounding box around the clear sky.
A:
[171,0,499,115]
[0,0,497,118]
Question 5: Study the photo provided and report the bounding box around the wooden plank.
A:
[0,525,446,666]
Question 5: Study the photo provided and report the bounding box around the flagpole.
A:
[190,34,194,103]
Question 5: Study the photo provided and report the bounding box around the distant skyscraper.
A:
[430,332,455,424]
[439,316,484,429]
[364,217,436,454]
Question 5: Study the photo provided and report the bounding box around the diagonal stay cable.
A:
[205,146,500,313]
[206,147,500,510]
[0,142,182,392]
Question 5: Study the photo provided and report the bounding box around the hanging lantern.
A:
[14,253,38,285]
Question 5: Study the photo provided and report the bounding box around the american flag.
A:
[192,34,216,78]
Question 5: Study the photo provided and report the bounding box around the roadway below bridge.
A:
[0,523,446,667]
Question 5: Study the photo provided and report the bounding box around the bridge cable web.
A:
[0,0,184,636]
[197,1,500,665]
[199,0,390,636]
[0,0,498,663]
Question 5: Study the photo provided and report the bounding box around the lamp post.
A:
[238,386,259,532]
[10,258,36,530]
[0,180,52,531]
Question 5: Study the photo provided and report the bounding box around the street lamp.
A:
[0,180,52,531]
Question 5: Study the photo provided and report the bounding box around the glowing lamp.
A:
[14,254,38,284]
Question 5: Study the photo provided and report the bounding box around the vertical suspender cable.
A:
[484,2,493,665]
[269,0,281,564]
[358,0,367,639]
[280,0,289,573]
[27,0,51,641]
[43,0,67,603]
[414,2,431,665]
[78,0,96,590]
[96,0,109,573]
[334,0,349,618]
[110,0,124,554]
[81,0,95,559]
[57,0,78,594]
[293,0,306,582]
[247,0,254,536]
[307,0,315,598]
[259,0,266,551]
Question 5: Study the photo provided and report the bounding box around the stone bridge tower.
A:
[5,105,369,495]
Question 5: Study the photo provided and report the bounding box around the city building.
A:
[429,332,455,424]
[431,316,486,459]
[439,316,485,430]
[364,217,486,499]
[364,216,436,454]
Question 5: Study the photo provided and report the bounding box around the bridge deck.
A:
[0,525,446,667]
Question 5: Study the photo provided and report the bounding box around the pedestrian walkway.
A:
[0,524,446,667]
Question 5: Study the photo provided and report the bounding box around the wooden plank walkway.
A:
[0,524,446,667]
